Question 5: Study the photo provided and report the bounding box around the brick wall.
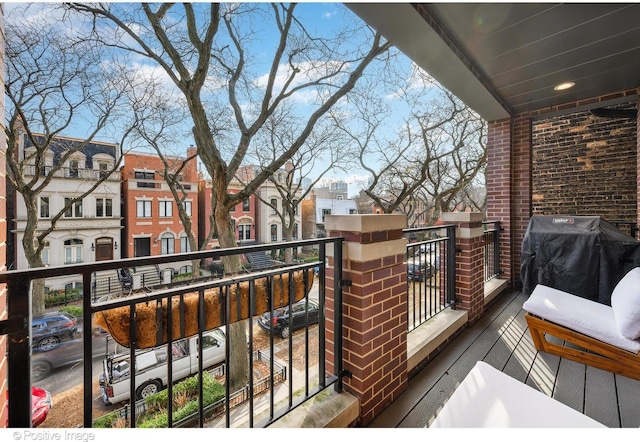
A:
[487,89,639,288]
[532,106,637,221]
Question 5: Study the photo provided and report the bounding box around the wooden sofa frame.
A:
[525,312,640,381]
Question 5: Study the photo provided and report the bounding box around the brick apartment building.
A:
[198,165,259,250]
[121,147,199,279]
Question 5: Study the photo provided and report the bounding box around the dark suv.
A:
[258,299,320,338]
[32,311,78,351]
[407,262,435,282]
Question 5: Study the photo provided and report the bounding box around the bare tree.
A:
[129,87,203,276]
[4,5,140,316]
[246,109,351,263]
[342,65,487,222]
[69,2,391,391]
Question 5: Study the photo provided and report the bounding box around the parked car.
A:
[32,331,110,381]
[5,387,52,427]
[32,311,78,351]
[407,262,435,282]
[257,298,320,338]
[31,386,52,427]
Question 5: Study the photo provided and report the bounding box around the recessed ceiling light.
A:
[554,81,575,91]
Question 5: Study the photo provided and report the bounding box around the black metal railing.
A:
[24,165,120,181]
[403,225,457,332]
[0,237,344,428]
[482,221,502,282]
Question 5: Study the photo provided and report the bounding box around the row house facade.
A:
[121,148,199,281]
[198,164,303,248]
[197,170,259,250]
[302,190,358,239]
[10,134,121,293]
[10,137,350,293]
[255,168,303,244]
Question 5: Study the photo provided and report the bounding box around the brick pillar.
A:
[487,115,533,289]
[325,214,408,426]
[486,118,513,286]
[442,212,485,325]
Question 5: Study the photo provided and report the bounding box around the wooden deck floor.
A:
[367,289,640,428]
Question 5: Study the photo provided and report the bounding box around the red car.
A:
[31,387,52,427]
[5,386,52,428]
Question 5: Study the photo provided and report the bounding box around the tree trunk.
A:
[22,199,46,317]
[214,190,250,393]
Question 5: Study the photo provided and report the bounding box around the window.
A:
[159,200,173,217]
[270,198,277,215]
[96,198,113,217]
[98,162,110,179]
[68,159,79,178]
[180,234,190,253]
[322,209,331,222]
[41,241,50,266]
[238,224,251,241]
[293,223,298,240]
[64,198,83,218]
[292,199,298,215]
[182,200,192,217]
[136,200,152,218]
[135,170,155,180]
[64,239,83,264]
[243,198,250,212]
[135,170,155,188]
[337,195,344,200]
[271,224,278,242]
[349,209,358,214]
[40,197,50,218]
[161,233,175,255]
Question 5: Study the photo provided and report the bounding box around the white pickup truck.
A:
[99,328,226,405]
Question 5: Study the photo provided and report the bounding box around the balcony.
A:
[368,290,640,428]
[24,165,121,181]
[2,213,639,428]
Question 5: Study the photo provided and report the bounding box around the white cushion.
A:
[430,361,605,428]
[523,284,640,353]
[611,267,640,339]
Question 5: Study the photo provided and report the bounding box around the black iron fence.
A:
[483,221,502,282]
[0,238,344,428]
[403,225,457,332]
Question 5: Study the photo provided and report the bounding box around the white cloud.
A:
[322,11,337,19]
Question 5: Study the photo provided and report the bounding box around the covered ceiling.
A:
[347,3,640,121]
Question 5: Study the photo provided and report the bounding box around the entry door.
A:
[134,237,151,257]
[95,237,113,261]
